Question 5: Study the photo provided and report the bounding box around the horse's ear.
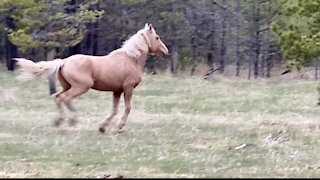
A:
[149,24,153,31]
[144,23,149,29]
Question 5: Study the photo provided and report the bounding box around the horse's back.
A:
[60,53,126,92]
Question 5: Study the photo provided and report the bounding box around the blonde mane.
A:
[119,29,150,59]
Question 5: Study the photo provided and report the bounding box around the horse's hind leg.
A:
[59,87,89,126]
[52,91,66,127]
[99,91,122,133]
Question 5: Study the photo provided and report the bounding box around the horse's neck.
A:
[110,48,148,72]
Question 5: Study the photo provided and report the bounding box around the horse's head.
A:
[142,23,169,56]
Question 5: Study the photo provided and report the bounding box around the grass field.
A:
[0,65,320,178]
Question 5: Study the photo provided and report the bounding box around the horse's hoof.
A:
[53,121,61,127]
[99,127,105,133]
[117,128,125,134]
[53,118,63,127]
[68,118,78,127]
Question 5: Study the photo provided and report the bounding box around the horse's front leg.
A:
[99,92,122,133]
[117,88,133,133]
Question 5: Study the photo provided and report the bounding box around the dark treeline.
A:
[0,0,297,79]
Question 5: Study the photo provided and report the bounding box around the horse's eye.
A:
[156,36,159,40]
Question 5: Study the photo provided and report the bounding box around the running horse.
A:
[14,23,169,133]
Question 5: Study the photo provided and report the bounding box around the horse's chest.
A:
[127,72,142,87]
[130,73,142,85]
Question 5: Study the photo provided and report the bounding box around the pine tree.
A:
[2,0,104,59]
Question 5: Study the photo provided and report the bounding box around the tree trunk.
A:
[0,32,5,64]
[248,56,252,80]
[92,3,99,55]
[85,2,99,56]
[317,59,320,79]
[314,59,319,80]
[265,27,272,78]
[266,44,273,78]
[190,33,197,76]
[265,4,273,78]
[86,23,93,55]
[5,39,17,71]
[315,65,318,81]
[235,0,241,77]
[68,43,81,55]
[253,0,260,79]
[66,0,81,56]
[92,22,98,55]
[5,15,18,71]
[207,53,214,71]
[261,53,265,77]
[220,7,227,74]
[171,42,179,76]
[261,30,266,78]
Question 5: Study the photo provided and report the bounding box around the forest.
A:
[0,0,319,79]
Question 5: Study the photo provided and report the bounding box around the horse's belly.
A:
[91,81,122,92]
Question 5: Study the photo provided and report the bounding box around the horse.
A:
[14,23,169,133]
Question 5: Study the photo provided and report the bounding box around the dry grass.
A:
[0,65,320,178]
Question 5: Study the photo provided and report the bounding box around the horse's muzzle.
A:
[161,46,169,55]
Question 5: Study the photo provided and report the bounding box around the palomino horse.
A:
[14,23,169,133]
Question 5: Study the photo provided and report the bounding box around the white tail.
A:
[14,58,64,80]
